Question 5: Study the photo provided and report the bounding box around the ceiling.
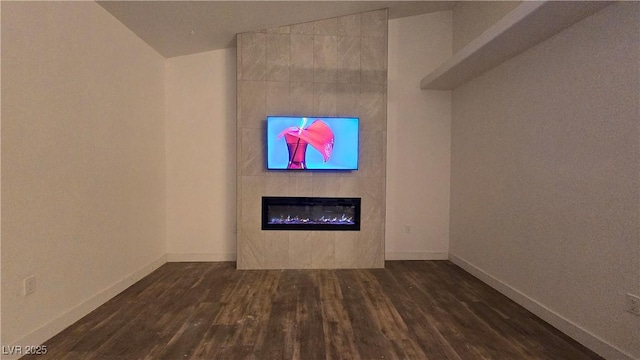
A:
[97,1,457,58]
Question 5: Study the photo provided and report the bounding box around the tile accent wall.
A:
[236,9,388,269]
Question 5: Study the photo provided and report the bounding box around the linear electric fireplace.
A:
[262,197,361,231]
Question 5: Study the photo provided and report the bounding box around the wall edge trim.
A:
[449,253,636,360]
[4,254,167,360]
[385,252,449,261]
[166,252,237,262]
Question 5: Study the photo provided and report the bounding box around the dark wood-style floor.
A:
[26,261,602,360]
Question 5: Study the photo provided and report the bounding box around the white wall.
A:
[1,1,166,353]
[386,12,452,260]
[452,1,521,53]
[450,3,639,359]
[163,10,457,266]
[165,48,237,261]
[164,14,453,263]
[1,2,4,348]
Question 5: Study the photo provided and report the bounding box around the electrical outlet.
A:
[24,275,37,296]
[404,225,411,234]
[626,293,640,316]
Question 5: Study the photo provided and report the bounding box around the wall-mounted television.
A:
[266,116,359,170]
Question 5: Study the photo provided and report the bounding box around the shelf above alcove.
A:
[420,1,611,90]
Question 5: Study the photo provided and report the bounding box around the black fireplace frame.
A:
[262,196,361,231]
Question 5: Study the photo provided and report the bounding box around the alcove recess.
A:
[420,1,610,90]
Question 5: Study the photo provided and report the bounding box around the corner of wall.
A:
[2,255,166,360]
[449,254,637,360]
[386,11,452,260]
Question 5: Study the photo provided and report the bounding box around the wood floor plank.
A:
[23,261,604,360]
[355,270,427,359]
[296,271,326,360]
[317,272,360,360]
[258,270,304,359]
[337,270,399,360]
[370,266,462,360]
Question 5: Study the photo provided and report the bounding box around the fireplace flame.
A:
[269,213,354,225]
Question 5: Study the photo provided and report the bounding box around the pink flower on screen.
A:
[277,119,335,162]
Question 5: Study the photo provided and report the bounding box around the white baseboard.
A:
[6,254,167,360]
[166,252,236,262]
[449,253,636,360]
[385,252,449,261]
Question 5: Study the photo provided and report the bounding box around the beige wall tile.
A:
[361,37,387,84]
[336,83,360,117]
[236,175,243,233]
[335,176,359,197]
[314,35,338,83]
[240,128,266,176]
[335,231,358,268]
[380,131,387,180]
[236,34,243,80]
[356,221,384,268]
[337,36,361,84]
[291,35,314,82]
[241,176,266,225]
[237,8,386,270]
[266,34,291,81]
[362,130,386,179]
[312,173,337,196]
[266,176,294,196]
[361,193,384,224]
[314,17,338,35]
[266,81,290,115]
[238,80,266,128]
[311,232,336,268]
[290,82,314,115]
[265,232,290,268]
[338,13,361,36]
[359,83,386,132]
[293,175,313,195]
[314,82,337,116]
[238,223,265,269]
[240,32,267,80]
[291,22,314,35]
[288,231,313,268]
[361,9,388,38]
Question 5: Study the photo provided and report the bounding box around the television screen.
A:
[267,116,359,170]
